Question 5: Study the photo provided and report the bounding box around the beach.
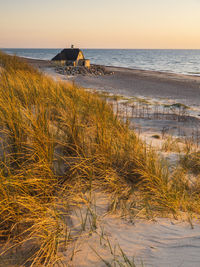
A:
[1,0,200,265]
[21,57,200,266]
[24,56,200,166]
[24,57,200,106]
[22,57,200,159]
[75,66,200,106]
[24,57,200,139]
[1,55,199,266]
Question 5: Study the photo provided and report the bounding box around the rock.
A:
[55,64,114,77]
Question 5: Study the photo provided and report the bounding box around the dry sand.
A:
[22,57,200,267]
[62,192,200,267]
[73,66,200,107]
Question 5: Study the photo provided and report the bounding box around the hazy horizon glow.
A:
[0,0,200,49]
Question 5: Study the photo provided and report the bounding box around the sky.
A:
[0,0,200,49]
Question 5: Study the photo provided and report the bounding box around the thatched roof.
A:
[52,49,83,61]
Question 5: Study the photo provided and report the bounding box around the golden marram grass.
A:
[0,52,199,266]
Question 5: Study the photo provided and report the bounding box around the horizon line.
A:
[1,47,200,50]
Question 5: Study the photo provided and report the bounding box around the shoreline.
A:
[18,56,200,110]
[25,56,200,143]
[2,48,200,78]
[18,56,200,131]
[21,56,200,81]
[20,56,200,108]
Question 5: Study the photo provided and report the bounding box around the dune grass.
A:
[180,151,200,175]
[0,51,200,266]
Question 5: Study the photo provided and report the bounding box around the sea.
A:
[1,48,200,76]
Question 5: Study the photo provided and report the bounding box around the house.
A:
[52,46,90,68]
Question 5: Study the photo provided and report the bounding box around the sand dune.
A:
[24,58,200,267]
[62,193,200,267]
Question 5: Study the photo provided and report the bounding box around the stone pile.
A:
[55,65,114,76]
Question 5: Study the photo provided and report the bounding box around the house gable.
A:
[52,48,90,68]
[52,49,84,62]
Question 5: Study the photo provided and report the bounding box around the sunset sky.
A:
[0,0,200,49]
